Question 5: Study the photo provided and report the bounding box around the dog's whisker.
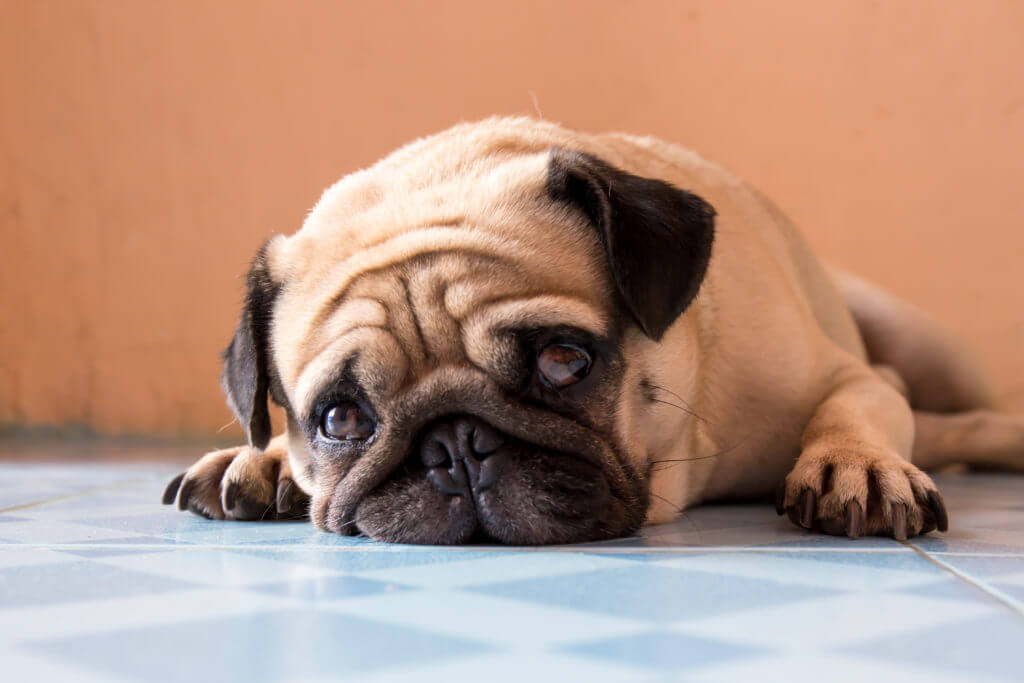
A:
[644,383,711,424]
[648,438,750,473]
[648,492,701,533]
[648,398,709,424]
[335,518,360,532]
[647,383,689,405]
[648,491,684,514]
[650,453,722,466]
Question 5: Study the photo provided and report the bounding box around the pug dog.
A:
[162,117,1022,544]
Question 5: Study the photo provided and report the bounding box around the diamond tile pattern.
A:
[1,455,1022,682]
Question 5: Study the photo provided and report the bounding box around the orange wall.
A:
[2,0,1023,438]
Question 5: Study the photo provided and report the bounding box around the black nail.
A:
[231,493,271,521]
[223,482,238,511]
[786,505,802,528]
[845,500,863,539]
[800,490,817,529]
[927,490,949,532]
[775,483,786,516]
[892,503,908,541]
[162,473,185,505]
[177,478,196,512]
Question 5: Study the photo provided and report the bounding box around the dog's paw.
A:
[776,448,948,540]
[162,443,308,521]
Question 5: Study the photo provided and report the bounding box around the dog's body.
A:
[164,117,1022,543]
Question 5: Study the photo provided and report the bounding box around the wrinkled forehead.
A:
[268,154,614,416]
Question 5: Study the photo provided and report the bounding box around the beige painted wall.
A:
[2,0,1022,439]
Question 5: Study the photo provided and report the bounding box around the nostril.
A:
[420,437,452,468]
[427,467,467,496]
[471,423,504,456]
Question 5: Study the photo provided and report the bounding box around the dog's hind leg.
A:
[912,411,1024,472]
[162,433,310,520]
[833,269,995,413]
[833,271,1024,472]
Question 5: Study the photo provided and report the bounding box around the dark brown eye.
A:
[537,343,592,388]
[321,403,375,440]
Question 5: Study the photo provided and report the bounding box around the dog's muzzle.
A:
[419,415,507,497]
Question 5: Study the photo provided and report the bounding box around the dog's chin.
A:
[352,445,637,545]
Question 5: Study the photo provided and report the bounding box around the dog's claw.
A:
[800,489,817,529]
[775,483,786,516]
[222,481,273,520]
[891,503,908,541]
[162,472,185,505]
[276,478,310,519]
[845,499,863,539]
[233,494,273,520]
[177,477,196,512]
[781,488,818,530]
[223,481,238,511]
[927,490,949,532]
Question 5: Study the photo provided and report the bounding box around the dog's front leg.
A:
[777,364,948,539]
[162,434,309,521]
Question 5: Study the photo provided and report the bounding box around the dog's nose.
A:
[419,416,506,497]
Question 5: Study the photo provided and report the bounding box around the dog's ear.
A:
[221,242,280,450]
[546,149,716,341]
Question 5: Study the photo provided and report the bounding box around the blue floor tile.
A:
[0,560,199,608]
[845,614,1024,680]
[468,564,839,621]
[247,574,410,601]
[1,456,1022,682]
[25,609,486,683]
[566,630,764,671]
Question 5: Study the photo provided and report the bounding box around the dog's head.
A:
[221,122,715,544]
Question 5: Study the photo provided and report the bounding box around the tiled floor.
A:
[0,453,1022,682]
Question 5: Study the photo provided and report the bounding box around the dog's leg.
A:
[778,364,948,539]
[162,434,309,520]
[834,269,995,413]
[873,363,1024,472]
[912,410,1024,472]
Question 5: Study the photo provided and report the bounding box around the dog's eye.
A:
[321,403,375,440]
[537,343,592,388]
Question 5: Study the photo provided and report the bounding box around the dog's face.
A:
[221,129,715,544]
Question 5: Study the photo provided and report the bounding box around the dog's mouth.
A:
[348,414,640,544]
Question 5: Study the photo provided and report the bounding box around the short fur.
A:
[164,117,1023,543]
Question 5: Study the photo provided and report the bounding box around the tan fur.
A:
[168,117,1022,540]
[173,435,299,521]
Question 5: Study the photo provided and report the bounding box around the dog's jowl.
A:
[163,117,1023,544]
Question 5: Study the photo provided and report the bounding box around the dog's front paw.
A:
[776,449,948,540]
[162,441,308,521]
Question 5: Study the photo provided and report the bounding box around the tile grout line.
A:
[0,479,147,515]
[930,552,1024,558]
[904,541,1024,618]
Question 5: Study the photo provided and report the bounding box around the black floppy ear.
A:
[221,242,280,450]
[546,149,716,340]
